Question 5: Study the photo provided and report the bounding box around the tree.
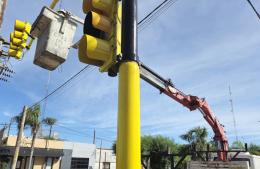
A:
[180,126,208,160]
[0,155,11,169]
[231,140,245,150]
[42,117,57,139]
[14,105,41,169]
[143,135,178,169]
[25,105,41,169]
[112,135,178,169]
[248,144,260,156]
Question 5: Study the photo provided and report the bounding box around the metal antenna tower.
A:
[229,85,238,142]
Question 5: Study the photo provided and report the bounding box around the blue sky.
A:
[0,0,260,148]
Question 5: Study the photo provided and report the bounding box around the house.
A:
[0,135,96,169]
[95,148,116,169]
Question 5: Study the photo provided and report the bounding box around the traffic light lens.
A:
[14,20,31,34]
[10,43,19,50]
[78,35,111,64]
[83,0,114,16]
[8,49,23,59]
[14,31,28,40]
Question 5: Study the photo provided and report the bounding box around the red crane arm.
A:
[140,63,229,161]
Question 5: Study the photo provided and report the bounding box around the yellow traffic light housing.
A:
[8,20,31,59]
[14,20,31,34]
[78,0,121,73]
[8,48,23,59]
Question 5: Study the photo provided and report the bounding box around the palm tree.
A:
[180,126,208,160]
[13,105,40,169]
[26,105,41,169]
[42,117,57,139]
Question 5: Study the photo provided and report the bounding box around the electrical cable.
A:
[138,0,169,25]
[138,0,179,32]
[28,0,179,109]
[30,65,90,108]
[55,123,114,143]
[38,67,95,109]
[246,0,260,20]
[9,0,180,142]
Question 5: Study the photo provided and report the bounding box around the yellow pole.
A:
[117,61,141,169]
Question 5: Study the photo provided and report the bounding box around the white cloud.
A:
[0,0,259,147]
[3,111,12,117]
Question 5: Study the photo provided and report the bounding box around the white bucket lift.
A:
[31,7,78,70]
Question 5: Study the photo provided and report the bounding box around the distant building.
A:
[0,136,65,169]
[0,135,96,169]
[95,148,116,169]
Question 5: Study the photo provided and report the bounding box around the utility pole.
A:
[117,0,141,168]
[98,139,102,169]
[7,118,13,137]
[229,85,238,143]
[11,106,27,169]
[93,129,96,144]
[0,0,7,32]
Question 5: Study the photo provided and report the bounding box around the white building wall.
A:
[64,141,96,169]
[95,148,116,169]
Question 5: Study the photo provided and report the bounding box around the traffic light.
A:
[78,0,121,73]
[8,20,31,59]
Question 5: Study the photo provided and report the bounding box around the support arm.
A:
[140,63,229,161]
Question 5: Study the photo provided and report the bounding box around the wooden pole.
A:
[11,106,27,169]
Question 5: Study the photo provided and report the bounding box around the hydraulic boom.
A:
[140,63,229,161]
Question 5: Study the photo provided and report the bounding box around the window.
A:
[103,162,110,169]
[71,158,89,169]
[45,158,53,169]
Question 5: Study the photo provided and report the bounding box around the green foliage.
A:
[112,135,178,169]
[142,135,178,154]
[111,128,260,169]
[0,156,9,169]
[42,117,57,126]
[231,140,245,150]
[180,126,208,160]
[142,135,178,169]
[112,141,116,154]
[180,126,208,147]
[42,117,57,139]
[26,105,41,133]
[14,105,41,134]
[248,143,260,156]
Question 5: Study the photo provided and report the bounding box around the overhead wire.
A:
[28,0,179,109]
[37,67,94,113]
[11,0,180,142]
[29,65,91,108]
[245,0,260,20]
[138,0,179,32]
[55,123,114,143]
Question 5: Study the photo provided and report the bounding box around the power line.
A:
[30,65,91,108]
[55,123,114,143]
[9,0,179,141]
[138,0,179,32]
[246,0,260,20]
[28,0,179,109]
[138,0,170,25]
